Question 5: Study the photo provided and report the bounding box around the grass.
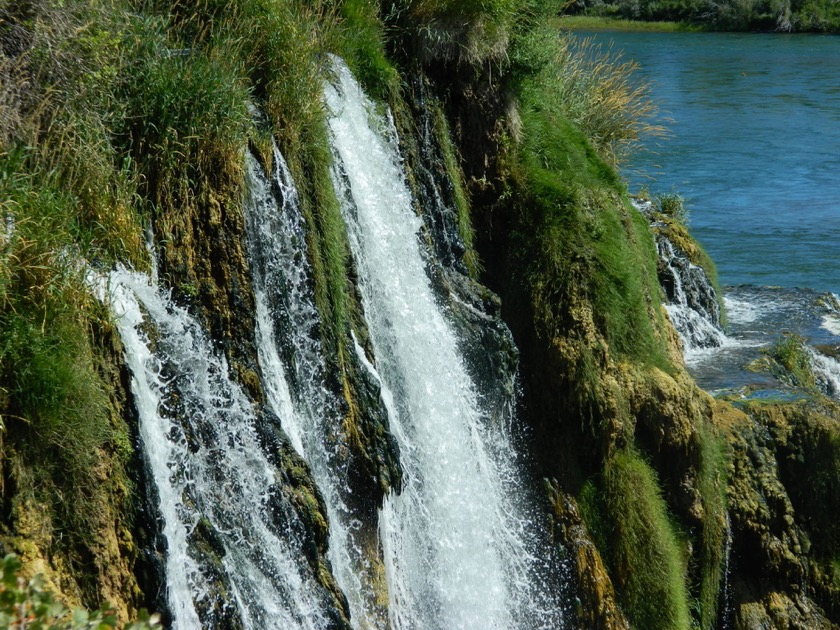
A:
[580,447,692,630]
[327,0,401,102]
[519,28,666,167]
[693,424,730,630]
[119,11,251,213]
[769,333,818,391]
[385,0,527,64]
[558,15,702,32]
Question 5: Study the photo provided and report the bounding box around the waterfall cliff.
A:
[4,3,840,630]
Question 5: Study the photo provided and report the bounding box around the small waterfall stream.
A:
[243,143,388,628]
[99,268,339,629]
[656,236,727,354]
[325,56,564,629]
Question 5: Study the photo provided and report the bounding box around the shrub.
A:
[769,333,818,391]
[0,554,160,629]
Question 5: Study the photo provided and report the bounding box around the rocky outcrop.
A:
[721,399,840,628]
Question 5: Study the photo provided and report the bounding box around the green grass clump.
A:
[384,0,528,64]
[694,424,730,630]
[582,448,692,630]
[0,153,133,576]
[769,333,818,391]
[119,12,250,211]
[327,0,401,102]
[512,25,666,167]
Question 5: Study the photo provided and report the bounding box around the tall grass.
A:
[600,448,692,630]
[384,0,526,64]
[516,28,666,166]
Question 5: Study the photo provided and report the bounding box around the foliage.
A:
[118,11,250,213]
[511,26,666,167]
[328,0,400,102]
[0,555,160,629]
[568,0,840,31]
[382,0,533,64]
[769,333,818,391]
[0,153,115,481]
[593,448,692,630]
[657,192,688,222]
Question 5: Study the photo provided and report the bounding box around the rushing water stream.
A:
[325,57,564,629]
[99,268,339,629]
[99,56,571,628]
[243,141,388,628]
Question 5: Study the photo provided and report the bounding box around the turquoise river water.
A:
[583,30,840,294]
[580,30,840,395]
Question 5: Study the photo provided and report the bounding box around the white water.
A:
[808,347,840,399]
[657,238,727,355]
[325,56,563,630]
[243,144,388,628]
[99,267,335,629]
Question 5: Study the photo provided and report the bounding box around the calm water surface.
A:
[583,31,840,293]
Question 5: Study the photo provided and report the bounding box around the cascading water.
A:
[324,56,564,629]
[99,267,342,630]
[807,347,840,399]
[243,143,389,628]
[656,236,727,354]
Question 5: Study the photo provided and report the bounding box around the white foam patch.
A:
[682,334,764,368]
[821,314,840,337]
[723,295,760,325]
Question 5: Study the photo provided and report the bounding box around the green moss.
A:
[512,103,669,366]
[647,193,724,324]
[428,98,480,277]
[602,448,692,630]
[694,424,730,630]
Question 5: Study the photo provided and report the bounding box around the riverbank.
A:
[559,15,703,32]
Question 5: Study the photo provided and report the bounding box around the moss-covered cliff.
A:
[1,0,839,628]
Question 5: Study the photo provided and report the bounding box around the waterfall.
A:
[807,347,840,399]
[98,267,340,629]
[243,144,389,628]
[324,56,564,629]
[655,234,727,354]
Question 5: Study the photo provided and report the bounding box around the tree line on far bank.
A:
[568,0,840,31]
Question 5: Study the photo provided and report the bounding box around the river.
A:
[580,30,840,294]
